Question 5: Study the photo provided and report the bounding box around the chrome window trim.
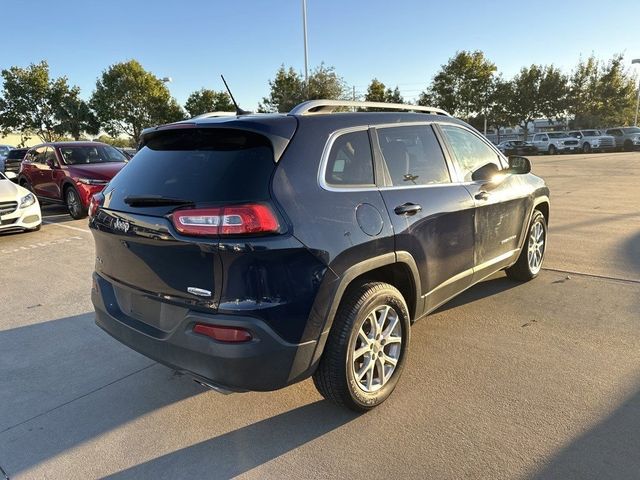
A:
[318,121,510,193]
[317,125,376,193]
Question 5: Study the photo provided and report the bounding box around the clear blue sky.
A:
[1,0,638,110]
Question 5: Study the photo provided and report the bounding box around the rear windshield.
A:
[104,128,274,206]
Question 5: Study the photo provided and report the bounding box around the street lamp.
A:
[633,59,640,126]
[161,77,172,84]
[302,0,309,89]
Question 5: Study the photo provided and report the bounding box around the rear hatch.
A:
[90,122,296,320]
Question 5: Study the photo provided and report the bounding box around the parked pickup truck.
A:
[605,127,640,151]
[531,132,580,155]
[567,130,616,153]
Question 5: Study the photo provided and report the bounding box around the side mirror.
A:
[45,158,57,169]
[471,162,500,182]
[5,171,17,180]
[508,156,531,174]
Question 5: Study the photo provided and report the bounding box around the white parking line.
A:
[42,220,91,234]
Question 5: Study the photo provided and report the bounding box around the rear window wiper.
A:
[124,195,195,207]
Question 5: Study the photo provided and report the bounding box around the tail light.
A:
[89,193,104,219]
[193,323,252,343]
[171,203,280,237]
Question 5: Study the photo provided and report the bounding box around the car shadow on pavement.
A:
[434,274,521,313]
[621,230,640,276]
[105,400,358,480]
[532,383,640,479]
[0,313,202,474]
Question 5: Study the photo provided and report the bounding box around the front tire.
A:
[548,145,557,155]
[582,143,591,153]
[313,282,411,412]
[506,210,547,282]
[65,186,87,220]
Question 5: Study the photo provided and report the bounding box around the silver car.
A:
[605,127,640,151]
[567,130,616,153]
[531,132,580,155]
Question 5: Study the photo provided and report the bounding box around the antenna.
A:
[220,75,251,115]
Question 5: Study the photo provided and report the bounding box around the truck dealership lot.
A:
[1,152,639,479]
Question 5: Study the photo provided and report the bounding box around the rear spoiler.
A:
[138,117,298,162]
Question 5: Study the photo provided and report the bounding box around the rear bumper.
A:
[91,273,318,391]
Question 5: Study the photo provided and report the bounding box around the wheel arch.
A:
[306,252,421,372]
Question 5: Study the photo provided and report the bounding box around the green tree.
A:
[95,134,133,148]
[55,88,100,140]
[90,60,185,140]
[509,65,544,138]
[365,78,387,103]
[259,65,305,113]
[0,61,88,144]
[418,50,496,120]
[185,88,234,117]
[538,65,569,122]
[259,63,347,113]
[569,55,601,128]
[307,63,347,100]
[385,86,404,104]
[364,79,404,111]
[486,78,517,142]
[595,54,637,126]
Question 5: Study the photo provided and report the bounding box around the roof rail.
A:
[190,111,238,119]
[289,99,450,116]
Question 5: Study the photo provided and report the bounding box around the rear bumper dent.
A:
[92,273,318,391]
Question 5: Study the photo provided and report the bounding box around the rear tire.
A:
[506,210,547,282]
[313,282,411,412]
[65,186,87,220]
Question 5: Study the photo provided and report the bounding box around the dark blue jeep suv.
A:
[89,100,550,411]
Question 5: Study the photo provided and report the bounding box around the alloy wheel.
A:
[67,189,80,217]
[351,305,403,393]
[527,219,545,274]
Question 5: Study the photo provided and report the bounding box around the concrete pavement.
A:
[1,152,639,479]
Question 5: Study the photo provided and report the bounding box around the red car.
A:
[18,142,127,219]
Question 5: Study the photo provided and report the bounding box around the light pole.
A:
[161,77,172,84]
[302,0,309,89]
[633,59,640,126]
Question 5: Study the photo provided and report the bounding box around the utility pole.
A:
[633,59,640,126]
[302,0,309,92]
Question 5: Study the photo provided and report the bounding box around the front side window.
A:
[377,125,450,186]
[325,130,374,187]
[440,125,501,182]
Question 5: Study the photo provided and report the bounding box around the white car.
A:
[0,171,42,233]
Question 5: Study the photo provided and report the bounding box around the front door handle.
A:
[394,203,422,216]
[475,191,490,201]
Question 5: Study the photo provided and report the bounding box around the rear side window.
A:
[377,125,450,186]
[7,149,27,160]
[440,125,501,182]
[106,128,274,205]
[325,130,374,187]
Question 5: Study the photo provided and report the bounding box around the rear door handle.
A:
[475,191,490,201]
[394,203,422,216]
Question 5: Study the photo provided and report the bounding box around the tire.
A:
[624,140,633,152]
[506,210,547,282]
[65,185,87,219]
[582,143,591,153]
[313,282,411,412]
[548,145,557,155]
[28,224,41,232]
